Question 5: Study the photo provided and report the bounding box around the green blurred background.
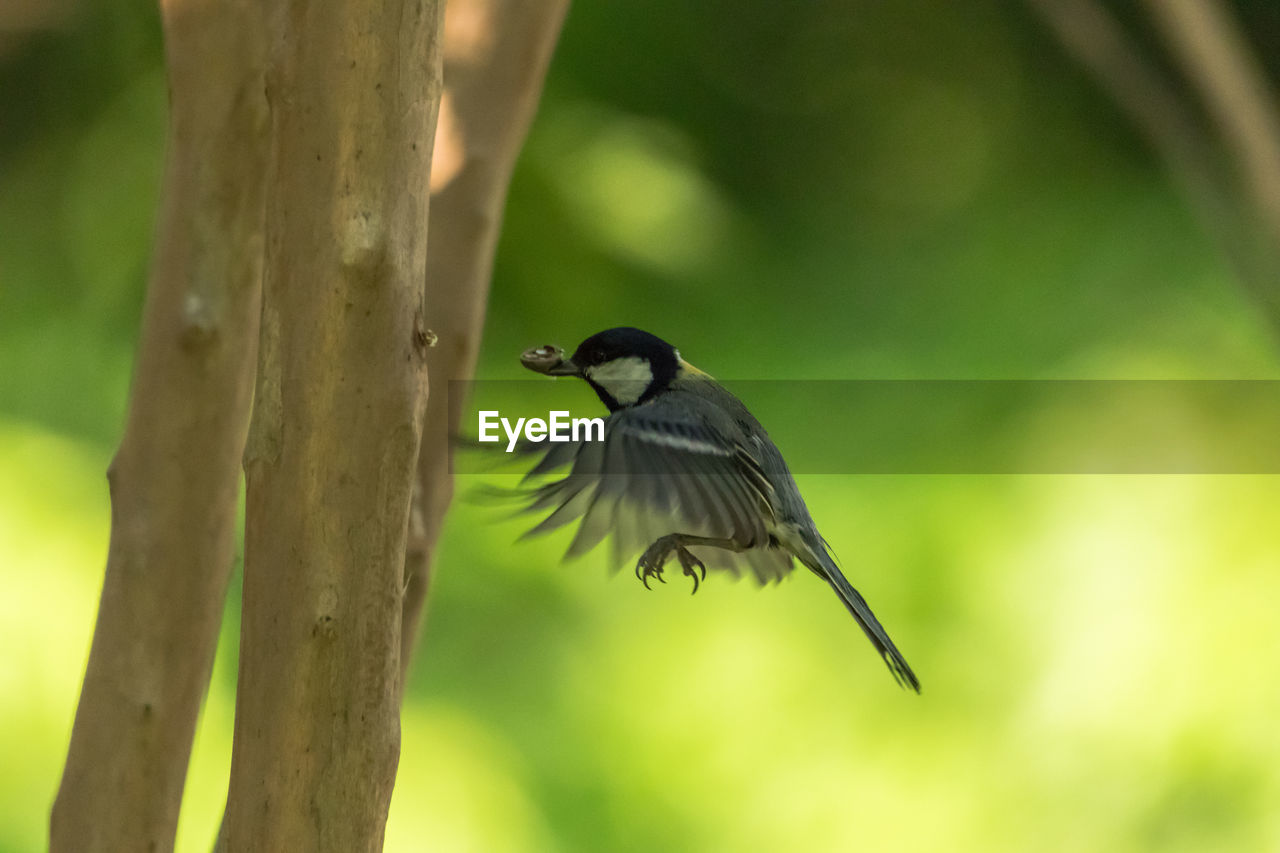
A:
[3,1,1280,851]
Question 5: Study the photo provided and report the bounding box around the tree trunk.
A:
[222,0,443,849]
[50,0,268,849]
[400,0,570,681]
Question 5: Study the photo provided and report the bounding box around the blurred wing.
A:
[518,399,796,584]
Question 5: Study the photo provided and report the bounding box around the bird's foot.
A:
[636,537,706,594]
[635,539,670,590]
[675,547,706,595]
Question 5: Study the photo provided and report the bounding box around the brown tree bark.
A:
[50,0,268,850]
[400,0,570,681]
[222,0,443,849]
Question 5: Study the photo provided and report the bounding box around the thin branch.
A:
[1025,0,1280,331]
[1143,0,1280,262]
[1024,0,1231,237]
[400,0,570,682]
[222,0,443,848]
[50,0,268,849]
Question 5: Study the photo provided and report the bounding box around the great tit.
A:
[518,326,920,691]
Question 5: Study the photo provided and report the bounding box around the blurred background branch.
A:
[1145,0,1280,265]
[1027,0,1280,328]
[0,0,79,59]
[400,0,570,683]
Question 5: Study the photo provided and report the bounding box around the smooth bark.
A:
[222,0,442,849]
[50,0,268,850]
[400,0,570,681]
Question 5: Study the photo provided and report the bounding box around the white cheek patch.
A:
[585,357,652,405]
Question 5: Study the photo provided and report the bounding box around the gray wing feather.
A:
[517,394,795,583]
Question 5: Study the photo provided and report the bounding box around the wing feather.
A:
[517,393,792,583]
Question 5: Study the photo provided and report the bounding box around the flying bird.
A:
[516,327,920,691]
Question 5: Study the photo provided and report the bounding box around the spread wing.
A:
[516,396,797,584]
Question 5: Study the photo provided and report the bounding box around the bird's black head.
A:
[570,327,677,371]
[547,327,681,411]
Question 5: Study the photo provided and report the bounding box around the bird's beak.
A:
[520,344,579,376]
[544,358,580,376]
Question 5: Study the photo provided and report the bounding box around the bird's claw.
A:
[635,541,706,594]
[676,547,706,595]
[635,552,666,590]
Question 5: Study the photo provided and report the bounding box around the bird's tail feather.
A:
[813,549,921,692]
